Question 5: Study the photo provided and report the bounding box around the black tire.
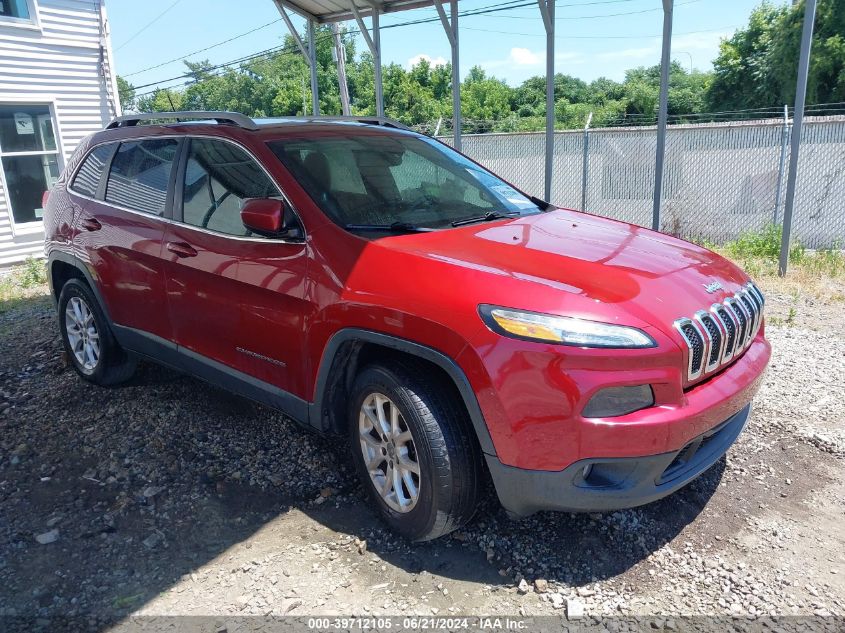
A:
[57,278,137,386]
[349,360,481,541]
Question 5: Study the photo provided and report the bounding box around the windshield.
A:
[267,133,543,231]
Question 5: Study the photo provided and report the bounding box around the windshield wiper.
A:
[530,195,554,211]
[450,211,515,227]
[344,221,433,233]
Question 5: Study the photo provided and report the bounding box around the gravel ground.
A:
[0,283,843,630]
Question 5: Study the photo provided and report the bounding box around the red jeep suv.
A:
[44,111,771,540]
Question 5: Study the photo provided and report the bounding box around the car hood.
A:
[370,209,752,337]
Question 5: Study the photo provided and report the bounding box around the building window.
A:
[0,0,35,24]
[0,104,60,225]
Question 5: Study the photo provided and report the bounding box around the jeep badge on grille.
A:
[703,281,723,293]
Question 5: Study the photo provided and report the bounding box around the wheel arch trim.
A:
[310,328,497,456]
[47,252,114,325]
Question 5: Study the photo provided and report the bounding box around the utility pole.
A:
[332,23,351,115]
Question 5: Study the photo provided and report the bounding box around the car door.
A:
[164,136,308,395]
[72,137,179,345]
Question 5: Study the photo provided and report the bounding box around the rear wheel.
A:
[349,361,481,541]
[58,279,137,386]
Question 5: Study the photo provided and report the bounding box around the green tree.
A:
[706,2,787,111]
[461,66,513,127]
[707,0,845,110]
[116,76,135,112]
[136,88,184,113]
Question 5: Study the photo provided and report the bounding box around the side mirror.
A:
[241,198,303,240]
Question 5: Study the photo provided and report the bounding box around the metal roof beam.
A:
[349,3,376,53]
[273,0,320,115]
[273,0,319,23]
[274,1,310,60]
[349,2,384,117]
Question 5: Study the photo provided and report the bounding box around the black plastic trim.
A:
[112,325,309,424]
[310,328,497,455]
[47,252,113,322]
[486,403,751,517]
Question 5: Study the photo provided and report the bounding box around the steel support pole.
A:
[451,0,460,149]
[307,19,319,115]
[350,3,383,118]
[652,0,673,231]
[538,0,554,202]
[434,0,460,148]
[581,112,592,212]
[773,104,789,224]
[779,0,817,277]
[373,10,384,118]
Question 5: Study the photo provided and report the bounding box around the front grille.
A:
[674,282,764,382]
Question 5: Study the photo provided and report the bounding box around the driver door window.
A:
[181,138,280,235]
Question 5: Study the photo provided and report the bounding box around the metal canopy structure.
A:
[270,0,679,212]
[268,0,818,274]
[272,0,466,147]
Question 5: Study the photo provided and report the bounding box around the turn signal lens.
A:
[479,305,656,348]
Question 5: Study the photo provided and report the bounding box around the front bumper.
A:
[487,403,750,516]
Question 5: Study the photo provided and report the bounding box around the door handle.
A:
[166,241,198,258]
[81,217,102,231]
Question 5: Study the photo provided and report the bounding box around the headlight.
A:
[479,305,656,348]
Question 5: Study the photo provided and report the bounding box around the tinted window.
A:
[182,138,280,236]
[268,134,541,230]
[105,139,178,216]
[71,144,113,198]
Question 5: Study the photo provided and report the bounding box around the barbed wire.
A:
[412,104,845,136]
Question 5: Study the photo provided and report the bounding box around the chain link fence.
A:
[433,115,845,249]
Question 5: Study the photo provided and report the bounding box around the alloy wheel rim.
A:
[65,296,100,373]
[358,392,421,513]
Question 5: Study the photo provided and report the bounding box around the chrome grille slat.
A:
[695,311,723,372]
[739,290,759,345]
[674,282,764,382]
[714,306,738,362]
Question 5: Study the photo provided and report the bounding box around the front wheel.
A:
[349,361,481,541]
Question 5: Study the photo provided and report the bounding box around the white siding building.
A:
[0,0,119,265]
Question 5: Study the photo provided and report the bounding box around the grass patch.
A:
[708,224,845,304]
[0,257,50,314]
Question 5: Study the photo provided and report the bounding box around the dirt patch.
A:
[0,287,842,627]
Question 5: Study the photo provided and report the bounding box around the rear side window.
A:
[70,144,114,198]
[181,138,280,236]
[105,139,179,216]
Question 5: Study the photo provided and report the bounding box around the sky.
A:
[109,0,782,97]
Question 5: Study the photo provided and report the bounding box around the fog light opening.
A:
[582,384,655,418]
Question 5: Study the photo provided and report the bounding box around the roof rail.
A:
[303,116,412,132]
[106,111,258,131]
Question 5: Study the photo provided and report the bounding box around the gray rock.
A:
[35,529,59,545]
[566,597,585,620]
